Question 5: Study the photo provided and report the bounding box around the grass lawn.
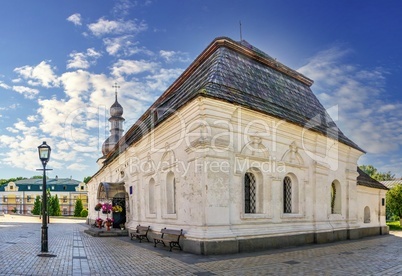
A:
[387,221,402,231]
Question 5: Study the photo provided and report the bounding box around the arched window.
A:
[149,178,156,214]
[166,172,176,214]
[364,206,370,223]
[283,176,292,213]
[244,172,256,213]
[331,180,341,214]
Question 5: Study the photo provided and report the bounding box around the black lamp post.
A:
[37,141,51,253]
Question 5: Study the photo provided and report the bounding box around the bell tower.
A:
[101,83,125,157]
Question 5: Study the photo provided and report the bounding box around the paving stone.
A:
[0,217,402,275]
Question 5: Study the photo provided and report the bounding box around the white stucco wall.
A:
[88,96,385,241]
[357,185,387,227]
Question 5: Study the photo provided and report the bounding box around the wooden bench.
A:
[130,225,150,242]
[154,228,183,251]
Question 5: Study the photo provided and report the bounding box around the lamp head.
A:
[38,141,51,165]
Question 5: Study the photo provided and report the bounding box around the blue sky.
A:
[0,0,401,181]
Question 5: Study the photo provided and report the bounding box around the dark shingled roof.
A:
[102,37,363,167]
[357,167,389,190]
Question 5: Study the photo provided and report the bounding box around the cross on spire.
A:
[112,82,120,100]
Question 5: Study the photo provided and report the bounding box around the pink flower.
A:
[102,203,112,212]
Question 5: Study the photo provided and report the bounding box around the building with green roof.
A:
[0,176,87,215]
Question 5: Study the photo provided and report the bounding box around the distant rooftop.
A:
[380,179,402,189]
[0,177,83,192]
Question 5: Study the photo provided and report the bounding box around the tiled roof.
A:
[380,179,402,189]
[103,37,363,166]
[357,167,389,190]
[15,178,81,185]
[0,178,82,192]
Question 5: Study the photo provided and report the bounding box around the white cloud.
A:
[112,0,136,17]
[14,61,59,88]
[59,70,91,99]
[27,115,38,122]
[103,35,153,57]
[0,81,11,89]
[146,68,184,91]
[67,163,89,171]
[298,46,400,156]
[12,86,39,99]
[67,48,102,70]
[67,52,89,69]
[87,18,147,37]
[86,48,101,58]
[6,127,18,133]
[111,59,158,77]
[67,13,82,26]
[160,50,190,63]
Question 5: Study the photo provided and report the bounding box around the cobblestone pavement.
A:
[1,215,402,275]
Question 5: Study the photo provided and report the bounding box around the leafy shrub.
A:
[80,209,88,217]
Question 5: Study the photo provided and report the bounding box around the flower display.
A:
[102,203,112,213]
[95,217,103,228]
[105,218,114,223]
[112,205,123,213]
[94,203,102,211]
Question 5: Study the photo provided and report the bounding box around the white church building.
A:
[87,37,388,255]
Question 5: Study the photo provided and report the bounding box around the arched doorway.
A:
[97,182,128,228]
[112,192,126,228]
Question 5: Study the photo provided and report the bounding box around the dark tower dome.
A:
[110,92,123,117]
[101,83,125,157]
[101,136,112,156]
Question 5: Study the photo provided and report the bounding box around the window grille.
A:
[331,182,336,214]
[284,176,292,213]
[245,172,256,213]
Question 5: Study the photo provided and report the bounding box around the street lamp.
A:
[37,141,51,253]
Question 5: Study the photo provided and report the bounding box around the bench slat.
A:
[154,228,183,251]
[130,225,150,243]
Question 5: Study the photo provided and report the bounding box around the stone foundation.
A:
[178,226,389,255]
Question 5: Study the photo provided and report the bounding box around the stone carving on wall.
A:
[240,135,269,159]
[143,152,156,176]
[160,143,177,171]
[281,141,304,166]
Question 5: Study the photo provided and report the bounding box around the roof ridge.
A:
[239,39,274,60]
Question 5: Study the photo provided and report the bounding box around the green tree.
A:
[51,194,61,216]
[32,195,41,215]
[359,165,395,181]
[74,198,84,217]
[47,193,54,216]
[83,176,91,184]
[0,176,27,186]
[386,185,402,222]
